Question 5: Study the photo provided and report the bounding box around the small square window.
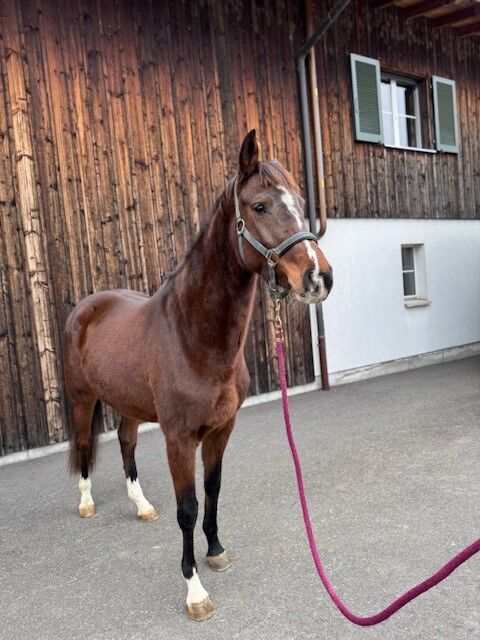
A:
[401,244,430,308]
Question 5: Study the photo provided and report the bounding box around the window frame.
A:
[401,245,417,299]
[381,74,422,150]
[400,243,430,308]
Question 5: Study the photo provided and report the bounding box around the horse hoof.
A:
[78,504,96,518]
[138,507,159,522]
[206,550,232,572]
[186,596,215,621]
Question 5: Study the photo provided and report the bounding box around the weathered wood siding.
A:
[315,0,480,220]
[1,0,479,456]
[0,0,314,455]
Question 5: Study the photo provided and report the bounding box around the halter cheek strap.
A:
[234,179,318,300]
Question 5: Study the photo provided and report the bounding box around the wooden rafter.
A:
[404,0,454,19]
[371,0,396,8]
[456,19,480,35]
[430,6,480,26]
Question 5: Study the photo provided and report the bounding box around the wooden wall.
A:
[2,0,479,455]
[314,0,480,220]
[0,0,314,455]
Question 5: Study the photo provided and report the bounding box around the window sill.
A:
[385,144,436,154]
[404,298,430,308]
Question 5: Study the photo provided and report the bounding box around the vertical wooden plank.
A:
[0,62,42,452]
[2,0,62,444]
[95,0,146,291]
[37,0,91,299]
[131,0,175,280]
[76,0,127,290]
[151,0,189,264]
[116,0,161,290]
[56,0,108,293]
[0,189,24,454]
[197,0,228,197]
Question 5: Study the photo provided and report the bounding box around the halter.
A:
[234,179,318,300]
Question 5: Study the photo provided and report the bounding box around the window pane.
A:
[406,118,417,147]
[398,115,417,147]
[396,84,416,116]
[403,272,416,297]
[382,111,394,145]
[401,246,414,270]
[381,81,392,112]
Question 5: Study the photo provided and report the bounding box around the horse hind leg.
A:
[118,416,158,522]
[69,399,102,518]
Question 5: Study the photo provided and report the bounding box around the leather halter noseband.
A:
[234,179,318,300]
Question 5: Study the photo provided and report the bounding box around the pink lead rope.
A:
[275,326,480,626]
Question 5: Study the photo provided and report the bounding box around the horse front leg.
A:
[166,434,215,622]
[202,419,235,572]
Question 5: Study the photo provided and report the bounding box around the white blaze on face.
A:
[278,186,303,230]
[185,567,209,605]
[278,186,321,282]
[126,478,155,517]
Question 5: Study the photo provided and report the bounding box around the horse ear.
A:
[238,129,259,181]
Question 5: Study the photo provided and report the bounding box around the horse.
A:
[64,129,333,621]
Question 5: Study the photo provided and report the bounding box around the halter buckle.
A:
[266,250,279,267]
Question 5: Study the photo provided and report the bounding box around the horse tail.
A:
[68,399,103,475]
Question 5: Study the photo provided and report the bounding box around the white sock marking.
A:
[185,568,209,605]
[79,477,94,509]
[126,478,154,516]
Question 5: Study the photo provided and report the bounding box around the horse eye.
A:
[253,203,266,214]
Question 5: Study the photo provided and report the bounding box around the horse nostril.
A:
[303,268,319,294]
[323,269,333,292]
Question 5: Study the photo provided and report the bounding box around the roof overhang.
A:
[372,0,480,37]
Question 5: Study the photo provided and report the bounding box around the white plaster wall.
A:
[317,219,480,373]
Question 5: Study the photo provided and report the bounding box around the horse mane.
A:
[160,159,297,285]
[160,185,231,285]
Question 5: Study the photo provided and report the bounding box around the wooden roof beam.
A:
[430,6,480,27]
[371,0,396,9]
[404,0,454,19]
[455,19,480,35]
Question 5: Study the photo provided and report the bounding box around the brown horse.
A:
[64,130,332,621]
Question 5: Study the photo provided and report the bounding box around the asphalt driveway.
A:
[1,357,479,640]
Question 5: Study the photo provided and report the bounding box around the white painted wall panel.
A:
[318,219,480,373]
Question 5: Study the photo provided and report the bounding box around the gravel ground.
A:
[1,356,479,640]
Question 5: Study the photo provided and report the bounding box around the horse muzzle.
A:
[296,267,333,304]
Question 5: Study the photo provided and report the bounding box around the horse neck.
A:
[168,192,257,367]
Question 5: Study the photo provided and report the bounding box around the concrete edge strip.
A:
[1,341,478,468]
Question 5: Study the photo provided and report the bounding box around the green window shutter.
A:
[432,76,459,153]
[350,54,383,143]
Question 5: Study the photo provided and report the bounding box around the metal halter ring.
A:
[266,250,280,267]
[237,218,245,234]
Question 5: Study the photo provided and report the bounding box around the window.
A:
[381,76,421,149]
[350,54,459,154]
[401,244,429,308]
[401,246,416,297]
